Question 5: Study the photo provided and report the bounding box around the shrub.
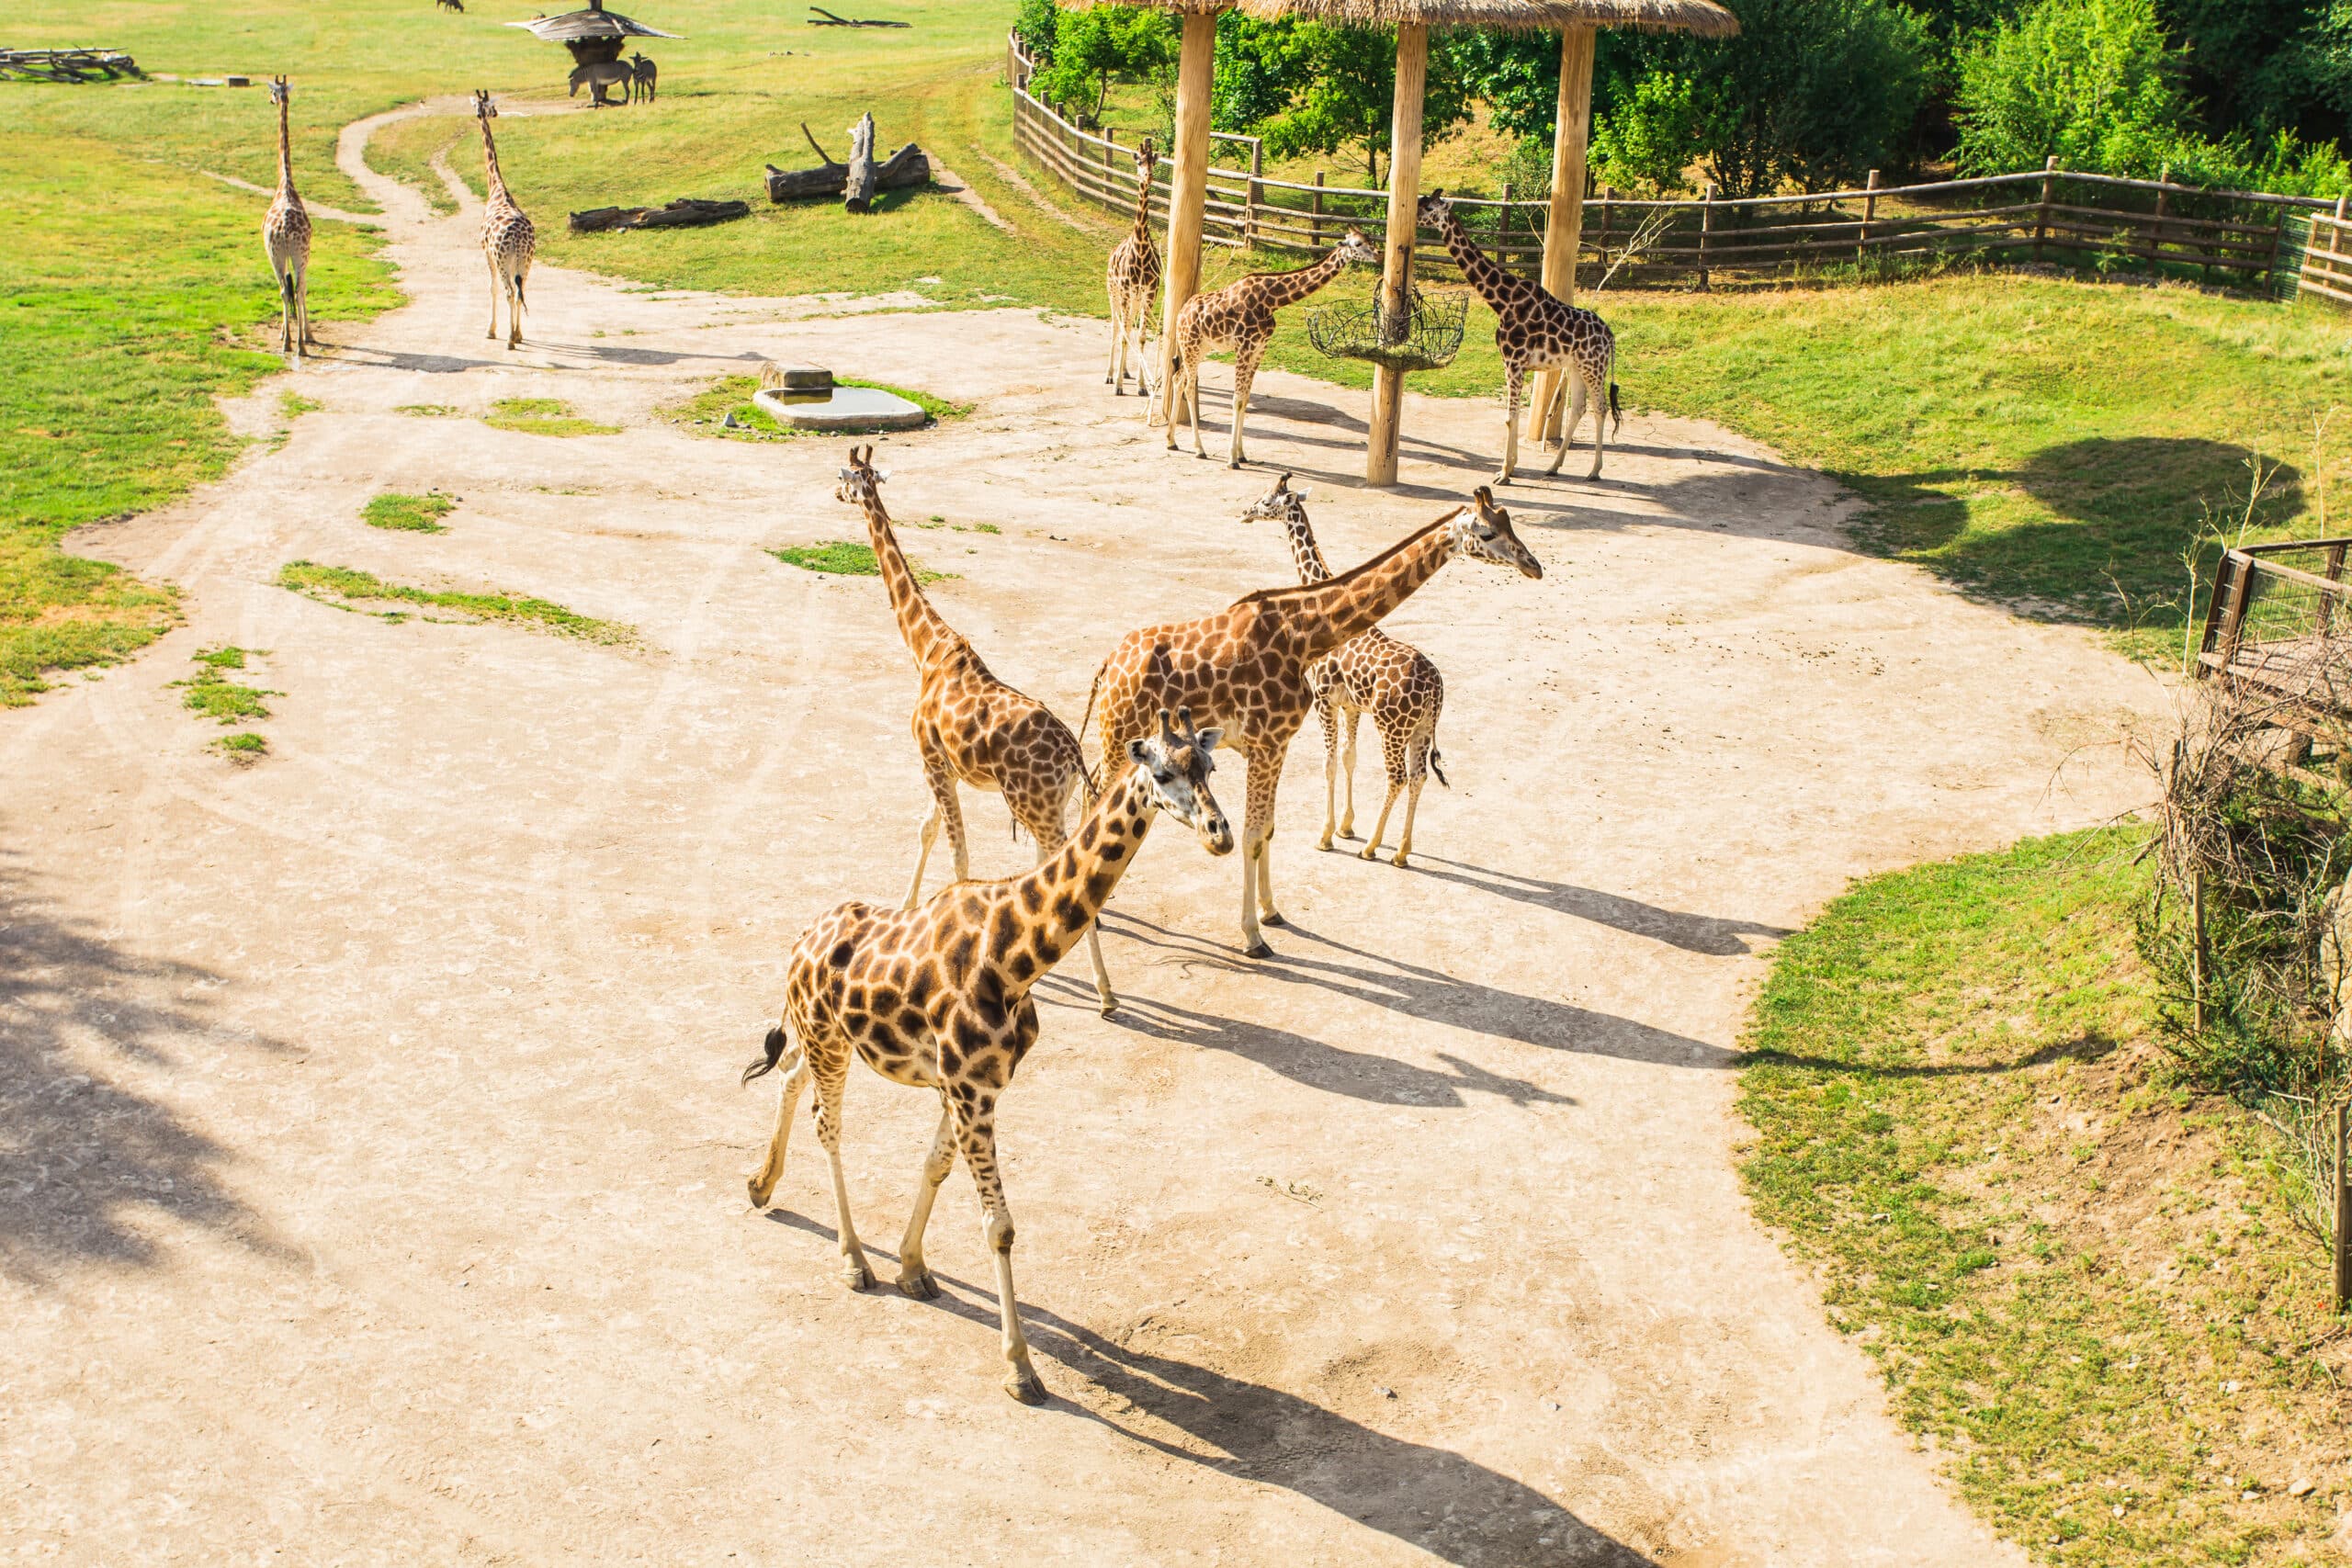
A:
[1952,0,2192,179]
[1028,7,1177,125]
[1213,19,1470,186]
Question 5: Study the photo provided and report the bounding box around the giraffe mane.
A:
[1230,510,1460,607]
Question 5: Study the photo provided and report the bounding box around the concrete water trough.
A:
[752,365,928,433]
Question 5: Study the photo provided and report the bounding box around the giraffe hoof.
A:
[1005,1368,1049,1405]
[1359,846,1381,861]
[897,1267,940,1301]
[1098,999,1119,1019]
[841,1259,876,1292]
[1316,836,1333,852]
[746,1176,773,1209]
[1261,911,1286,929]
[1390,853,1410,869]
[1244,942,1274,960]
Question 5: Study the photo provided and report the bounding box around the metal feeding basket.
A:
[1306,287,1468,374]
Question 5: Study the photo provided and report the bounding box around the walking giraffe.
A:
[833,447,1123,1013]
[744,707,1233,1405]
[1102,139,1160,398]
[262,76,313,359]
[1159,228,1379,468]
[1080,489,1540,957]
[1418,190,1621,485]
[1242,474,1451,867]
[473,90,535,350]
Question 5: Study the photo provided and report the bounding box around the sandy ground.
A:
[0,105,2169,1566]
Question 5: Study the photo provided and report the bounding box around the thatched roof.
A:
[1057,0,1736,31]
[508,2,682,42]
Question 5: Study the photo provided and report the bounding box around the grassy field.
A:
[1742,830,2347,1565]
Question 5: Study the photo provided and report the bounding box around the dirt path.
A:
[0,105,2165,1566]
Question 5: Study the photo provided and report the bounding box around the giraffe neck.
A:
[853,491,956,668]
[1437,214,1521,310]
[1255,250,1346,310]
[276,96,298,199]
[1266,516,1455,656]
[1127,169,1154,246]
[1281,510,1333,585]
[480,117,510,204]
[1009,767,1159,976]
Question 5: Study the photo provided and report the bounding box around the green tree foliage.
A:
[1012,0,1057,63]
[1211,19,1470,185]
[1027,7,1176,124]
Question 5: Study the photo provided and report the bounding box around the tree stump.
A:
[766,138,926,205]
[844,112,879,212]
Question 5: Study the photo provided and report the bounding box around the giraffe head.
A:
[1133,137,1158,186]
[1415,189,1455,231]
[269,75,291,107]
[834,443,888,508]
[473,89,498,121]
[1446,486,1544,579]
[1239,472,1310,528]
[1330,228,1380,269]
[1124,707,1233,857]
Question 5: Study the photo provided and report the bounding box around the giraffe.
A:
[743,707,1233,1405]
[1241,474,1450,867]
[1102,139,1160,399]
[473,90,535,350]
[1159,228,1379,468]
[1417,190,1621,486]
[833,446,1123,1014]
[1080,489,1540,957]
[262,76,313,359]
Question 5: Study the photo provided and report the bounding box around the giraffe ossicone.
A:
[743,706,1231,1405]
[1419,189,1622,485]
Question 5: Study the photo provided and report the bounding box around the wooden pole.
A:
[1698,181,1714,290]
[1858,168,1879,262]
[1151,10,1217,429]
[2033,154,2058,264]
[1245,137,1263,250]
[1529,26,1594,445]
[1311,169,1325,248]
[1365,22,1429,487]
[2335,1101,2349,1313]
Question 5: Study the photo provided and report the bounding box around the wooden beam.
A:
[1151,11,1218,427]
[1366,22,1429,487]
[1530,26,1594,444]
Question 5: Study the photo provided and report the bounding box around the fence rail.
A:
[1008,34,2345,297]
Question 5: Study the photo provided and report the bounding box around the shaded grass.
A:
[768,541,948,581]
[1741,829,2346,1564]
[0,123,396,705]
[277,560,633,643]
[484,398,620,438]
[362,491,455,533]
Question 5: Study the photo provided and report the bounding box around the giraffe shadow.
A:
[1403,855,1792,957]
[1096,912,1733,1068]
[759,1213,1659,1566]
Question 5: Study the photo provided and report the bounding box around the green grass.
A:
[767,541,949,581]
[277,559,633,643]
[279,392,322,418]
[216,730,268,760]
[362,491,455,533]
[663,374,967,441]
[394,403,460,418]
[171,647,276,724]
[1741,829,2345,1564]
[484,398,620,438]
[0,118,397,705]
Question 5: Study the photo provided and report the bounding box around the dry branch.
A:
[763,140,928,203]
[806,6,910,25]
[843,112,878,212]
[569,197,751,233]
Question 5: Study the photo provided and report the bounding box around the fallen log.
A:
[569,197,752,233]
[763,141,929,203]
[806,6,910,24]
[843,112,878,212]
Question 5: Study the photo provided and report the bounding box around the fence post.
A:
[2335,1102,2349,1313]
[2153,161,2170,271]
[1244,138,1263,250]
[1310,170,1325,249]
[1497,180,1514,277]
[1858,168,1879,263]
[1599,186,1612,276]
[1698,182,1715,290]
[2033,155,2058,264]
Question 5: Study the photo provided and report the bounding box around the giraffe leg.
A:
[1549,376,1585,476]
[1392,739,1430,867]
[298,267,317,349]
[811,1060,874,1291]
[1362,722,1410,861]
[1227,352,1261,469]
[485,254,502,340]
[1239,749,1279,954]
[1256,832,1283,927]
[954,1086,1046,1404]
[894,1100,955,1300]
[1339,708,1362,839]
[1585,368,1609,479]
[1188,361,1206,458]
[1498,365,1523,487]
[1105,302,1122,388]
[1316,694,1340,852]
[903,764,956,910]
[745,1053,810,1208]
[506,275,524,350]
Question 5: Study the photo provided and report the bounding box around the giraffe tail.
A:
[741,1023,797,1085]
[1608,348,1622,436]
[1075,661,1106,792]
[1427,728,1449,789]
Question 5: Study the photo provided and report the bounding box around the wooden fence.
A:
[1009,35,2345,296]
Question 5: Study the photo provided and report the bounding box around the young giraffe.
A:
[262,76,313,359]
[832,446,1121,1014]
[1159,228,1379,468]
[473,91,535,351]
[744,707,1233,1405]
[1081,490,1540,957]
[1417,190,1621,486]
[1241,474,1450,867]
[1102,140,1160,399]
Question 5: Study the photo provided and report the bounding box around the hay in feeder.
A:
[1306,288,1467,374]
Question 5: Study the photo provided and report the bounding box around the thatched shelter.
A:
[510,0,682,67]
[1063,0,1736,484]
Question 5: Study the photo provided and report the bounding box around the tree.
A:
[1951,0,2192,177]
[1212,19,1471,185]
[1028,7,1178,126]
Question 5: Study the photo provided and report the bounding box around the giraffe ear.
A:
[1194,727,1223,754]
[1293,485,1311,501]
[1125,739,1150,766]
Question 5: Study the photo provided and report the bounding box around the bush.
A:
[1213,19,1469,186]
[1028,7,1177,126]
[1012,0,1057,64]
[1591,0,1931,197]
[1952,0,2192,178]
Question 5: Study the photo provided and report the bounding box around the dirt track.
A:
[0,104,2165,1565]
